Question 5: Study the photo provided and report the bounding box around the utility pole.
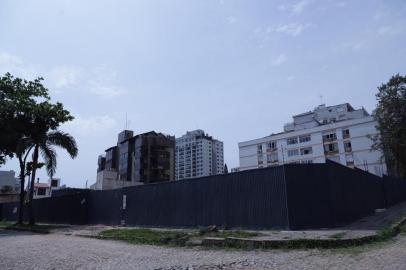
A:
[281,147,285,164]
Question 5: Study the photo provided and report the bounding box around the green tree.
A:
[224,163,229,174]
[0,185,13,194]
[27,105,78,224]
[373,74,406,178]
[0,73,49,224]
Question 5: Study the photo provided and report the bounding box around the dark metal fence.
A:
[1,161,406,229]
[383,175,406,207]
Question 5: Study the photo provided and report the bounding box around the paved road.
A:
[1,230,406,270]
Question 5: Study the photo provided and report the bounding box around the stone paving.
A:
[1,230,406,270]
[2,202,406,269]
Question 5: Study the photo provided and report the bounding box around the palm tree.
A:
[16,138,34,224]
[27,130,78,225]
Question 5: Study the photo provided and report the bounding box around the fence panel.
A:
[284,164,334,229]
[1,162,405,229]
[123,166,289,229]
[327,161,384,225]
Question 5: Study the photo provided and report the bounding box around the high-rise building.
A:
[175,130,224,180]
[238,103,387,176]
[94,130,175,190]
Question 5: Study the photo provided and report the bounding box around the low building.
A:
[33,178,62,199]
[94,130,175,190]
[238,103,387,176]
[175,130,224,180]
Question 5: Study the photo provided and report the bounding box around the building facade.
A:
[33,178,62,199]
[238,103,387,176]
[94,130,175,190]
[0,170,19,194]
[175,130,224,180]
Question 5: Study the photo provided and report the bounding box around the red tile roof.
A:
[34,183,49,188]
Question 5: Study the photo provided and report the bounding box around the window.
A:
[323,133,337,142]
[346,160,354,168]
[37,188,46,196]
[344,141,352,152]
[287,149,299,157]
[342,129,350,139]
[257,144,263,153]
[267,152,278,163]
[299,134,311,143]
[287,137,298,145]
[267,141,277,151]
[288,161,301,164]
[324,143,339,153]
[301,159,313,164]
[258,156,263,164]
[300,147,313,155]
[51,179,58,187]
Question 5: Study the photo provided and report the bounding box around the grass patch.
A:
[98,228,190,246]
[399,224,406,235]
[206,230,260,238]
[332,221,406,255]
[331,238,394,255]
[98,228,260,247]
[329,232,346,240]
[0,221,66,233]
[0,220,14,229]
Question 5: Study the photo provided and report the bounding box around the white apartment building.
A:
[239,103,387,176]
[175,130,224,180]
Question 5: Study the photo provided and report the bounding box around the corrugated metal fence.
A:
[1,161,406,229]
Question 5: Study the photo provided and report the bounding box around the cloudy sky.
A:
[1,0,405,187]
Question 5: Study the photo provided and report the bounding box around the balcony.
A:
[267,159,278,164]
[323,134,337,143]
[325,150,339,155]
[324,143,339,155]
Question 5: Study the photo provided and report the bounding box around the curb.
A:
[202,217,406,249]
[3,227,50,234]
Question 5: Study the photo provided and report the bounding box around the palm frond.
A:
[46,130,78,158]
[40,143,57,177]
[16,137,34,158]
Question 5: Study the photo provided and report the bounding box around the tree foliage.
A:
[373,74,406,178]
[0,73,49,165]
[0,72,77,224]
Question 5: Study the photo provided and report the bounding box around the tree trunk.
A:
[17,158,26,225]
[28,145,39,225]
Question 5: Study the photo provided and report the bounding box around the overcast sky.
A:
[1,0,405,187]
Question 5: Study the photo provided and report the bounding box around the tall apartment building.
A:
[0,170,19,193]
[94,130,175,190]
[238,103,387,176]
[175,130,224,180]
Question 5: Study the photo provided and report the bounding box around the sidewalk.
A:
[45,201,406,249]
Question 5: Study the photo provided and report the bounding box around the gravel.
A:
[1,231,406,270]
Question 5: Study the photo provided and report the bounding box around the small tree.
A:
[27,102,78,225]
[373,74,406,178]
[224,163,229,174]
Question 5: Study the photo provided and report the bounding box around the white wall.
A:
[238,117,386,176]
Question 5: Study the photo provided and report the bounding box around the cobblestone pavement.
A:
[1,231,406,270]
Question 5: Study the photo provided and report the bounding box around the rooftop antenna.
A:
[124,113,130,130]
[319,94,324,105]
